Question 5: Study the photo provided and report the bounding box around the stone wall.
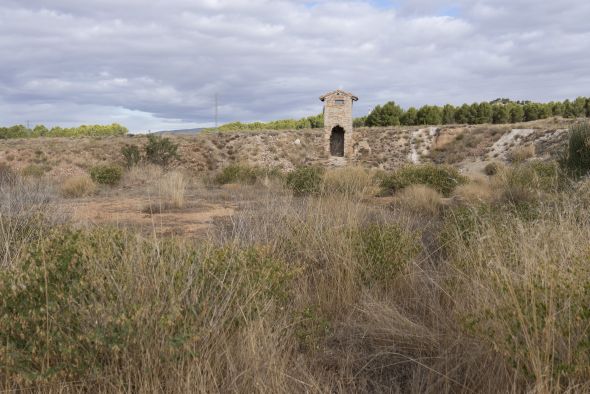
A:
[322,92,354,158]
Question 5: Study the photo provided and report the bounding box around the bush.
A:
[121,144,141,168]
[562,121,590,177]
[355,223,420,285]
[497,161,565,204]
[0,162,17,186]
[21,164,45,178]
[215,164,260,185]
[89,165,123,185]
[379,164,467,197]
[61,175,97,198]
[145,135,179,166]
[286,166,324,196]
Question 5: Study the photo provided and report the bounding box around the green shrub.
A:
[21,164,45,178]
[89,164,123,185]
[121,144,141,168]
[562,121,590,177]
[286,166,324,196]
[215,164,260,185]
[379,164,467,197]
[0,229,109,382]
[500,161,565,198]
[355,223,420,285]
[145,135,179,166]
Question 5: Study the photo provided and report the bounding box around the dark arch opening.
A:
[330,126,345,157]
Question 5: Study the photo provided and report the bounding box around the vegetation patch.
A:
[90,164,123,185]
[215,164,262,185]
[562,121,590,177]
[355,223,421,285]
[379,163,467,197]
[0,162,17,186]
[61,175,97,198]
[21,164,46,178]
[286,166,324,196]
[145,135,179,167]
[121,144,141,168]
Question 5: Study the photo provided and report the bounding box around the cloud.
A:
[0,0,589,131]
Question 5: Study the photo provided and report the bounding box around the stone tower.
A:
[320,90,358,158]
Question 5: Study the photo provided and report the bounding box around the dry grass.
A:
[321,166,378,198]
[453,175,494,204]
[158,170,188,208]
[60,174,97,198]
[396,184,444,215]
[122,163,163,187]
[1,160,589,393]
[508,144,535,162]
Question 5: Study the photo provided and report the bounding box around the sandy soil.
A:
[63,195,235,237]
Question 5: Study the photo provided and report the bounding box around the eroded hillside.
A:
[0,117,575,177]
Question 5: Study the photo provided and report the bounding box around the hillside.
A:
[0,117,575,178]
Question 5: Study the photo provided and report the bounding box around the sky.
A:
[1,0,589,132]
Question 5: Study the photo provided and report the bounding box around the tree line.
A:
[207,114,324,132]
[0,123,128,139]
[209,97,590,131]
[359,97,590,127]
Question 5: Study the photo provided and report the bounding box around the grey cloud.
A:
[0,0,589,131]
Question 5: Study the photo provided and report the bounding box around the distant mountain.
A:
[154,128,204,135]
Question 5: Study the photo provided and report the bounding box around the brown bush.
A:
[396,184,444,215]
[507,144,535,163]
[60,175,97,198]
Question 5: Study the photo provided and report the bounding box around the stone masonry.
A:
[320,90,358,158]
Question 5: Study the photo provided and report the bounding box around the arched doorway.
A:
[330,126,345,157]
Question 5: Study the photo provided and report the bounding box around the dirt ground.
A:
[63,196,235,237]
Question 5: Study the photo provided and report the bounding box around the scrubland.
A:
[1,122,589,393]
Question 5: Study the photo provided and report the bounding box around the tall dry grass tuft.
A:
[158,171,188,208]
[453,175,494,204]
[508,144,535,162]
[321,166,378,198]
[122,163,163,187]
[0,175,64,267]
[396,184,444,215]
[60,174,97,198]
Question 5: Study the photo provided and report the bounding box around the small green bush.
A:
[286,166,324,196]
[562,121,590,178]
[21,164,45,178]
[215,164,260,185]
[145,135,179,166]
[502,161,565,196]
[121,144,141,168]
[379,164,467,197]
[89,164,123,185]
[355,223,420,284]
